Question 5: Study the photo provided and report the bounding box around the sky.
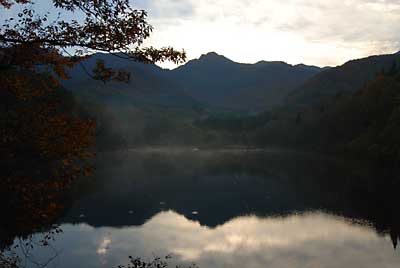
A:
[2,0,400,68]
[134,0,400,68]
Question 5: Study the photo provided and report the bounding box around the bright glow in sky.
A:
[2,0,400,68]
[134,0,400,68]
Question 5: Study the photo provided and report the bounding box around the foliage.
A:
[191,61,400,163]
[251,69,400,161]
[0,0,186,81]
[288,53,400,106]
[0,68,94,268]
[0,1,185,267]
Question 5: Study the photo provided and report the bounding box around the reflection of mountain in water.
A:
[29,211,400,268]
[63,149,400,248]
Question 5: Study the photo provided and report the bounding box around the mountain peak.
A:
[200,51,221,58]
[255,60,288,66]
[198,52,232,62]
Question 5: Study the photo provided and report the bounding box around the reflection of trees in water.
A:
[71,151,400,249]
[1,231,62,268]
[391,229,400,249]
[224,153,400,249]
[1,150,400,268]
[0,167,87,268]
[118,255,198,268]
[0,197,64,268]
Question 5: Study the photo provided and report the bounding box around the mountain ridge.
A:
[64,51,323,111]
[288,52,400,106]
[168,52,322,111]
[64,51,400,112]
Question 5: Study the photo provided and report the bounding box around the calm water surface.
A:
[11,149,400,268]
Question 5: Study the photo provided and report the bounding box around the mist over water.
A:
[11,149,400,268]
[3,1,400,268]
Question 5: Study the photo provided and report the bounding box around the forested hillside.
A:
[62,50,400,159]
[288,52,400,106]
[257,70,400,159]
[197,52,400,163]
[62,52,324,150]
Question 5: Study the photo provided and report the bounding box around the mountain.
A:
[63,53,206,150]
[169,52,322,111]
[64,52,322,112]
[63,51,400,151]
[288,52,400,106]
[63,53,200,109]
[313,72,400,158]
[192,52,400,160]
[281,70,400,159]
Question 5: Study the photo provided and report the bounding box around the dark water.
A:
[9,149,400,267]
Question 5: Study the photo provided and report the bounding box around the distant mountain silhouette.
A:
[64,53,200,109]
[287,52,400,106]
[169,52,321,111]
[65,51,400,112]
[64,52,322,111]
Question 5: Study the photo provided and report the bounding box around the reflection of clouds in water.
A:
[97,237,111,255]
[32,211,400,268]
[139,211,398,268]
[97,236,112,266]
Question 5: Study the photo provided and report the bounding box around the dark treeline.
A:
[163,59,400,163]
[80,52,400,165]
[195,64,400,162]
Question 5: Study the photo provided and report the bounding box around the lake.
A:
[7,148,400,268]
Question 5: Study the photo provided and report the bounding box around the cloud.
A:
[2,0,399,67]
[135,0,400,67]
[135,0,195,19]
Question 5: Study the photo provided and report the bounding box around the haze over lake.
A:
[2,1,400,267]
[12,149,400,268]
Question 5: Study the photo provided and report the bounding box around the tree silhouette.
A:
[0,0,186,82]
[0,1,186,267]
